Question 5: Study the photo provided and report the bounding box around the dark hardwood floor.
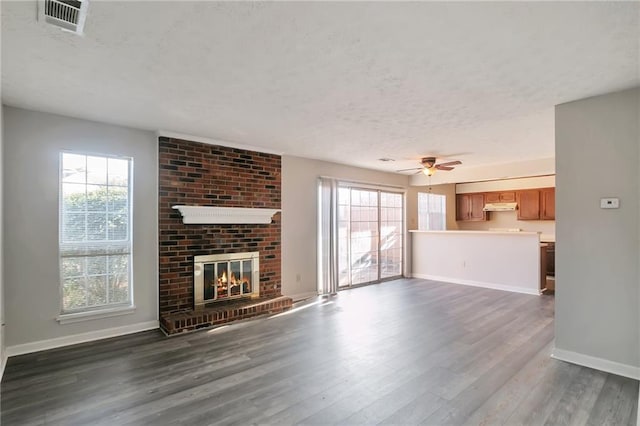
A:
[2,279,638,425]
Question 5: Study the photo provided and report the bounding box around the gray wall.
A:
[555,88,640,368]
[0,106,4,366]
[3,107,158,347]
[281,156,409,299]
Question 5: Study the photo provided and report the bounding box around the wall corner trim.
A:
[551,346,640,380]
[5,321,159,357]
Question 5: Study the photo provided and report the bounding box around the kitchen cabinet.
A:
[517,187,555,221]
[456,193,487,221]
[517,190,541,220]
[485,191,516,203]
[540,188,555,220]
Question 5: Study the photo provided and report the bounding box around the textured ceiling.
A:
[2,1,639,175]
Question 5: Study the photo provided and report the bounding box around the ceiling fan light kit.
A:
[396,156,462,175]
[422,167,436,176]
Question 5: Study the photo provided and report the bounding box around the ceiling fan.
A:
[397,157,462,176]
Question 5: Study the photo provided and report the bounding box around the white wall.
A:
[281,155,408,300]
[3,107,158,351]
[411,230,541,295]
[555,88,640,378]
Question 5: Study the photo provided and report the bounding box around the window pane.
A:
[87,275,107,306]
[61,257,85,278]
[62,154,86,184]
[87,256,107,275]
[108,158,129,186]
[108,187,128,213]
[63,213,86,242]
[63,277,86,310]
[109,272,129,303]
[108,214,128,240]
[87,213,107,241]
[62,183,87,212]
[87,156,107,185]
[86,185,108,212]
[108,255,130,303]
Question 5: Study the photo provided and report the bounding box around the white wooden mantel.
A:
[172,205,280,225]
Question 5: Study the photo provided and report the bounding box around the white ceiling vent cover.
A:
[38,0,89,35]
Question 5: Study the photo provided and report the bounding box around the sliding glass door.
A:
[337,186,403,288]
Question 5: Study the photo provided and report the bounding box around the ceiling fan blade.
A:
[436,160,462,167]
[435,165,455,171]
[396,167,423,172]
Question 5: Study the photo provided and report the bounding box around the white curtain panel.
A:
[317,177,339,295]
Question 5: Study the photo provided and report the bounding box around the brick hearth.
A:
[158,136,291,334]
[160,296,293,334]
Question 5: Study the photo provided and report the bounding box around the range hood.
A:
[483,202,518,212]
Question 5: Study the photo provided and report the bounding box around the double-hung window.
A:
[59,153,133,314]
[418,192,446,231]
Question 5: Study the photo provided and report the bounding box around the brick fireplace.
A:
[158,137,292,334]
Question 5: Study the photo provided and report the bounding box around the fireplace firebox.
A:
[193,252,260,307]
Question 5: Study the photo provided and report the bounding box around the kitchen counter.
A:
[410,230,540,236]
[410,230,542,295]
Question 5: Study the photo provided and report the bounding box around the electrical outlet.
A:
[600,198,620,209]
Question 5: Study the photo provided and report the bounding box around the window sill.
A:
[57,305,136,325]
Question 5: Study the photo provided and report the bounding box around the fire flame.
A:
[217,271,250,288]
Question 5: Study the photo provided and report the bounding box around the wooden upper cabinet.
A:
[540,188,555,220]
[485,191,516,203]
[456,194,470,221]
[499,191,516,202]
[456,193,487,221]
[517,190,540,220]
[469,193,486,221]
[485,192,500,203]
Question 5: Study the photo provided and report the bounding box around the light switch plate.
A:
[600,198,620,209]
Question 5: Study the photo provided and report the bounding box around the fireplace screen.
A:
[194,252,259,306]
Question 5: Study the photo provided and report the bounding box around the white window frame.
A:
[57,151,134,322]
[418,192,447,231]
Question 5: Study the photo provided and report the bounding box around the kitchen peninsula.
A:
[410,230,543,295]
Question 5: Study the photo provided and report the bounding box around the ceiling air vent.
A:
[38,0,89,34]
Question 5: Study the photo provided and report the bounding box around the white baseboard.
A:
[286,291,318,303]
[412,273,540,296]
[551,346,640,380]
[6,321,159,357]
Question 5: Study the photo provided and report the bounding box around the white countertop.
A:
[409,230,540,237]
